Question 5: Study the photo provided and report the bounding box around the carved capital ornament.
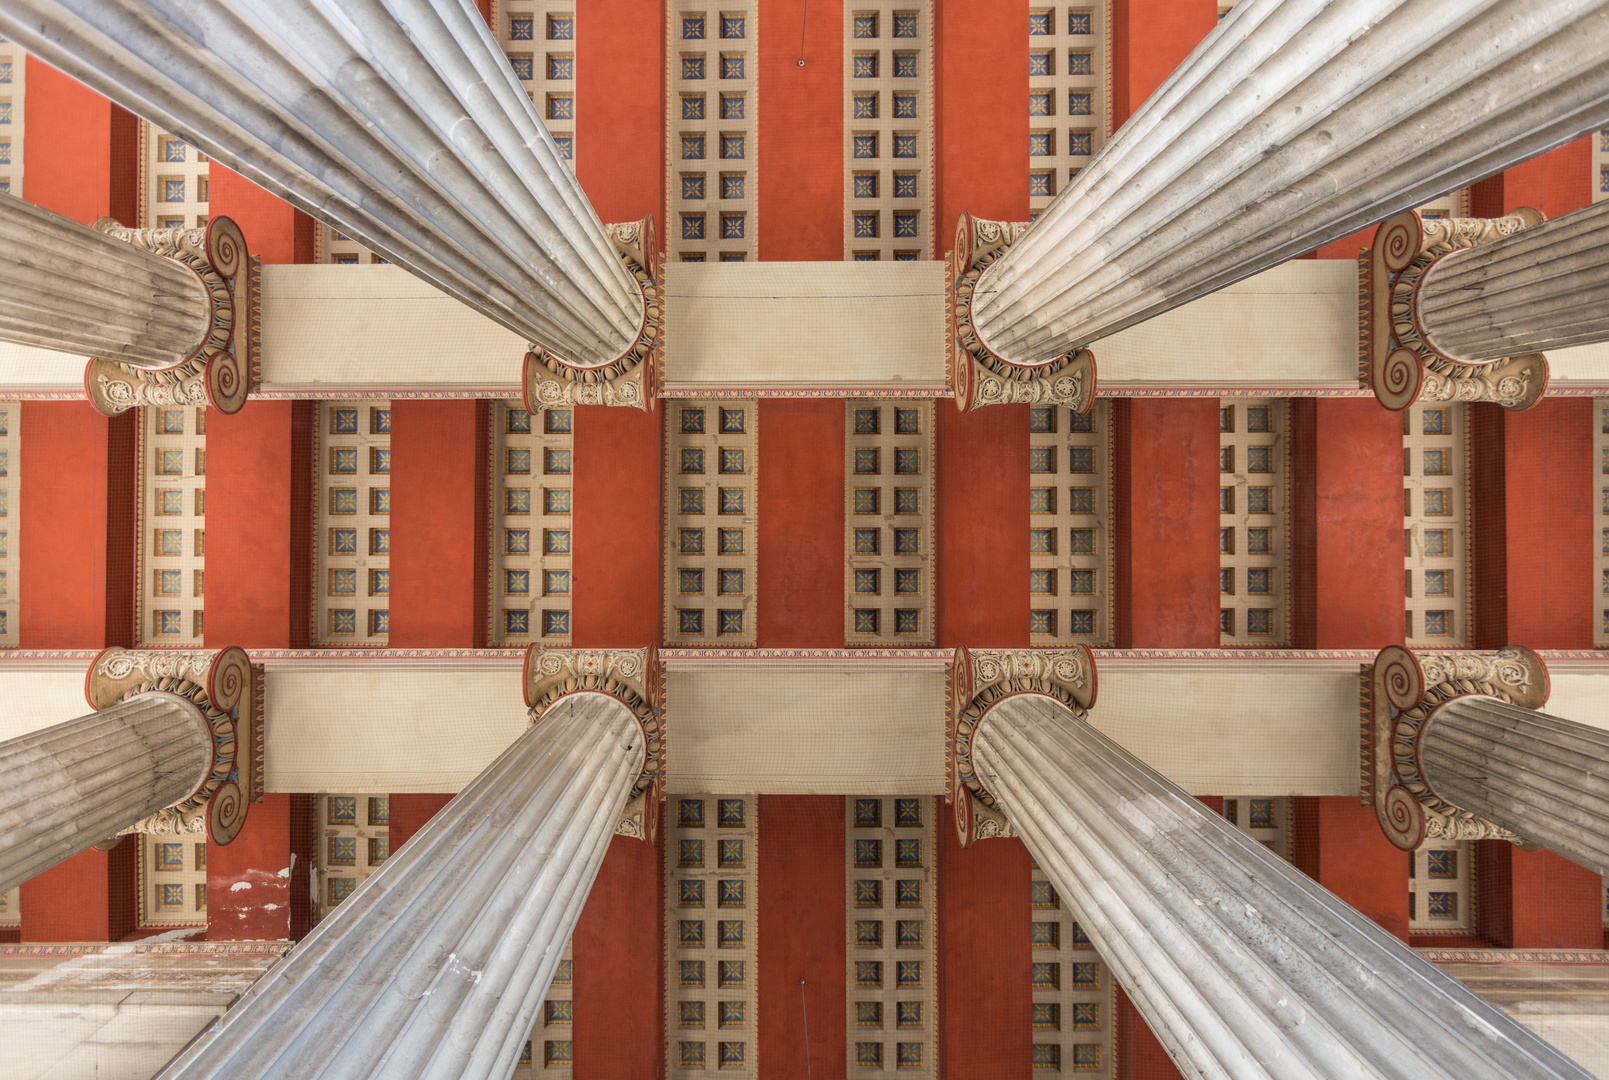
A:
[522,217,662,412]
[523,645,665,841]
[85,217,260,416]
[85,645,262,844]
[948,213,1098,412]
[1364,644,1549,851]
[947,646,1097,847]
[1361,209,1549,412]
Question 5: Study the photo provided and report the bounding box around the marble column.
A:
[0,193,211,368]
[965,0,1609,366]
[1415,200,1609,362]
[1418,694,1609,876]
[971,694,1592,1080]
[0,0,646,369]
[157,692,646,1080]
[0,691,214,895]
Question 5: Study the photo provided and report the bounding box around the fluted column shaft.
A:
[969,0,1609,365]
[1415,200,1609,362]
[1420,694,1609,874]
[0,194,211,367]
[0,691,213,895]
[0,0,644,367]
[157,692,645,1080]
[972,694,1591,1080]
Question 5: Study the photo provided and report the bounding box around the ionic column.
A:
[1419,695,1609,875]
[0,193,210,367]
[1362,210,1553,411]
[0,646,258,894]
[0,0,648,374]
[157,649,662,1080]
[962,0,1609,369]
[0,196,259,413]
[969,693,1592,1080]
[1416,200,1609,361]
[0,693,213,895]
[1370,644,1609,874]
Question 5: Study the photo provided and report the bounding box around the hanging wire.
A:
[800,977,813,1079]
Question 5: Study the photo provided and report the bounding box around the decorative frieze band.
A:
[86,645,261,843]
[524,645,665,839]
[1360,209,1548,412]
[85,217,260,416]
[947,646,1096,847]
[1364,644,1549,850]
[522,217,662,412]
[947,214,1098,412]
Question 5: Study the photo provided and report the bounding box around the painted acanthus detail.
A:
[1366,644,1548,850]
[85,217,260,416]
[523,217,661,411]
[1361,209,1548,412]
[948,646,1096,847]
[948,213,1097,412]
[524,645,665,840]
[87,646,261,843]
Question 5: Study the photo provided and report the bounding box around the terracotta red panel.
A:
[1125,400,1218,647]
[1290,795,1320,880]
[758,0,843,259]
[1116,985,1184,1080]
[1315,796,1407,941]
[935,0,1027,253]
[1296,796,1407,941]
[936,405,1029,646]
[1287,399,1318,647]
[208,163,311,265]
[1313,136,1592,260]
[208,793,294,940]
[1502,137,1593,217]
[573,407,662,647]
[1308,225,1375,261]
[206,402,297,648]
[1478,845,1604,950]
[757,796,846,1080]
[388,401,480,647]
[1314,400,1403,648]
[573,835,664,1080]
[108,104,139,227]
[288,793,316,940]
[19,402,109,647]
[758,401,844,647]
[1504,398,1593,649]
[388,793,454,851]
[576,0,664,226]
[20,835,137,942]
[1469,404,1507,650]
[22,58,110,222]
[938,810,1031,1078]
[103,411,137,648]
[1110,0,1216,127]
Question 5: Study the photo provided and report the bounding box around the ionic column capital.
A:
[1365,643,1548,851]
[1362,209,1549,412]
[86,645,261,844]
[84,216,259,416]
[522,216,662,412]
[947,213,1097,412]
[947,645,1096,846]
[523,644,664,840]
